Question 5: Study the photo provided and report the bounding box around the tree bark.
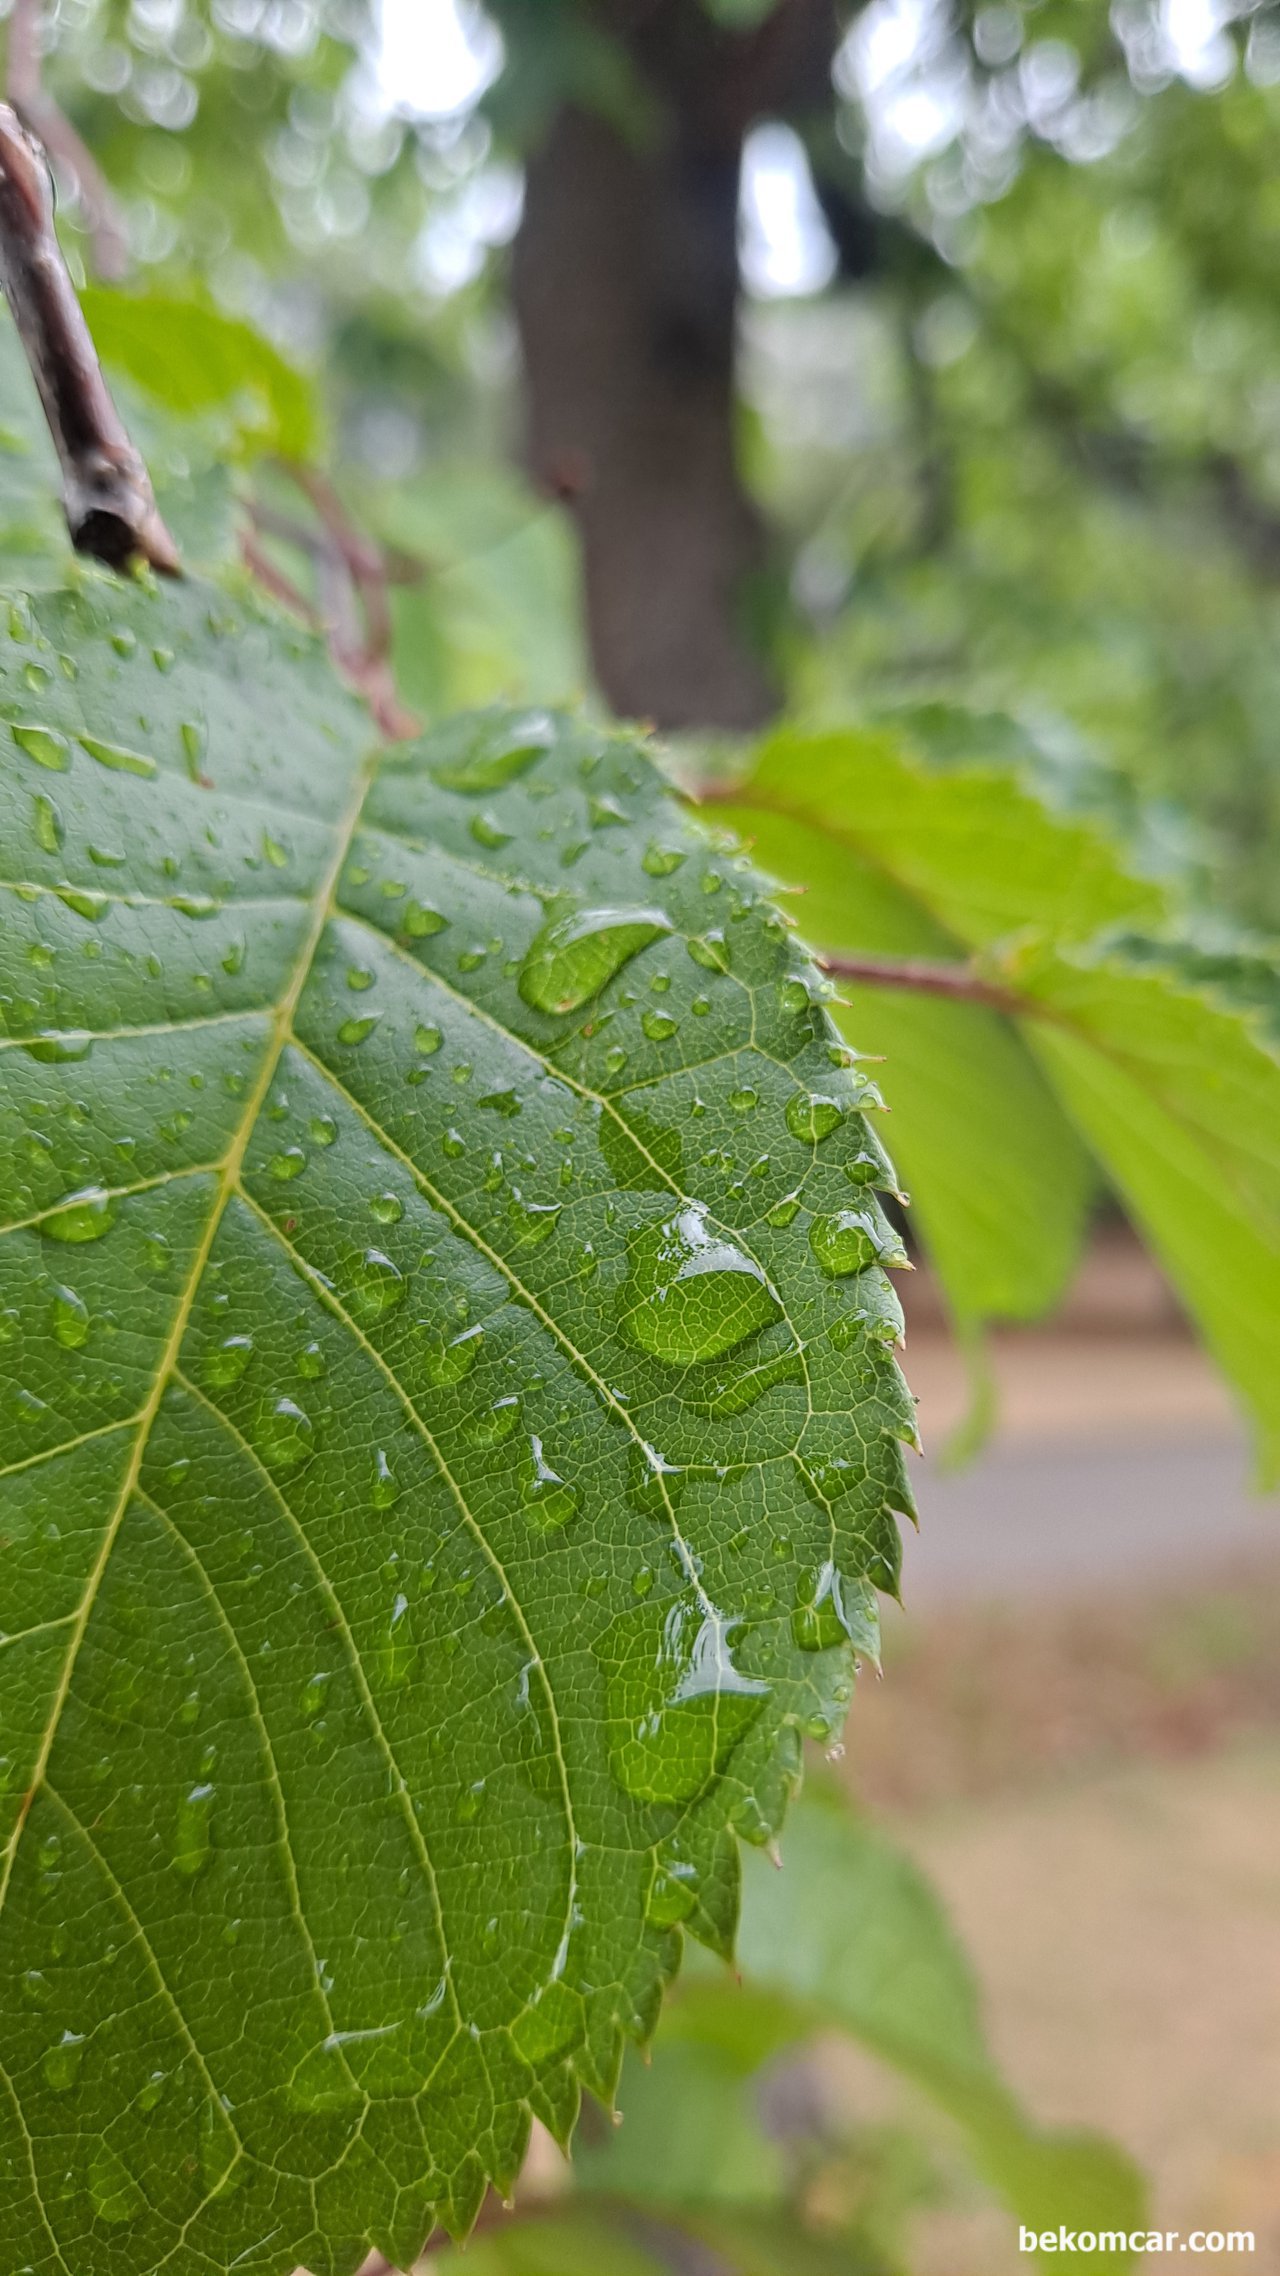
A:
[511,0,840,733]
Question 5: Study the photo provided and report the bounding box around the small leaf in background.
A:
[721,723,1280,1472]
[1010,943,1280,1485]
[80,288,320,463]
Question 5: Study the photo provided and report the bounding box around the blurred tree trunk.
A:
[512,0,839,732]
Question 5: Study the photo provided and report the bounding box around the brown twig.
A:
[7,0,129,280]
[0,102,179,572]
[819,951,1027,1017]
[248,472,419,741]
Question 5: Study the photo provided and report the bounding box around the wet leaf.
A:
[0,580,916,2273]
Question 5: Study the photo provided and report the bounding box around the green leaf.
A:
[0,322,73,581]
[1005,940,1280,1483]
[716,727,1109,1337]
[0,588,917,2273]
[80,289,320,463]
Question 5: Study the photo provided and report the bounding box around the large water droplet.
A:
[180,720,206,780]
[786,1093,844,1145]
[370,1449,401,1510]
[254,1397,315,1470]
[57,886,110,922]
[509,1195,562,1249]
[642,843,687,878]
[809,1207,903,1278]
[172,1782,215,1878]
[87,2140,146,2224]
[268,1148,306,1182]
[430,712,555,792]
[421,1323,483,1387]
[25,1031,92,1063]
[337,1013,381,1046]
[692,1339,805,1417]
[32,793,63,852]
[686,931,729,974]
[518,906,672,1015]
[78,734,156,779]
[464,1394,520,1449]
[791,1562,881,1657]
[622,1204,780,1367]
[50,1284,90,1349]
[11,722,69,770]
[42,2030,86,2093]
[205,1334,254,1388]
[348,1249,406,1323]
[642,1010,679,1042]
[413,1023,442,1056]
[598,1598,769,1804]
[522,1436,578,1532]
[404,900,447,938]
[41,1186,116,1244]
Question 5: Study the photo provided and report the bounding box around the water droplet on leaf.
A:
[786,1093,843,1144]
[421,1324,483,1386]
[791,1563,881,1657]
[41,1186,116,1243]
[254,1397,315,1470]
[518,907,672,1015]
[509,1196,561,1248]
[206,1334,254,1387]
[809,1208,902,1277]
[172,1782,216,1877]
[598,1598,769,1804]
[429,712,554,792]
[522,1436,577,1531]
[11,722,69,770]
[404,901,447,938]
[622,1204,780,1366]
[43,2032,85,2093]
[50,1284,90,1348]
[686,931,728,974]
[88,2141,146,2224]
[348,1249,406,1323]
[78,735,155,779]
[32,793,63,852]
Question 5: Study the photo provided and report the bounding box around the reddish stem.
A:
[819,952,1025,1017]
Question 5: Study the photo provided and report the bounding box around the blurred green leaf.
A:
[727,1789,1145,2270]
[80,289,319,463]
[716,728,1108,1338]
[1008,942,1280,1483]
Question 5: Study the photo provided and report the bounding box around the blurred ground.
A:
[837,1229,1280,2273]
